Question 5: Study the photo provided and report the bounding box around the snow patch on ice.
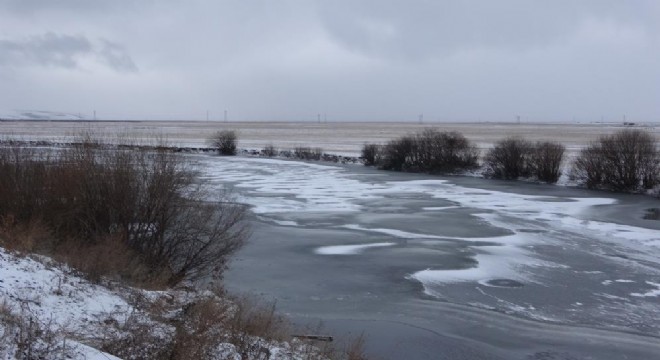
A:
[341,224,445,239]
[408,245,534,287]
[631,282,660,298]
[315,242,395,255]
[423,206,460,211]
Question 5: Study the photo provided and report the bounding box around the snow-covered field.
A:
[1,119,658,156]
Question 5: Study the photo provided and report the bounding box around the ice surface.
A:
[198,156,660,294]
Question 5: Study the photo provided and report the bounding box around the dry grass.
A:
[0,301,72,359]
[0,217,52,253]
[0,135,249,286]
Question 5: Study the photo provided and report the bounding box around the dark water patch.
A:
[606,253,630,260]
[525,197,576,203]
[644,208,660,221]
[527,351,581,360]
[517,229,547,234]
[484,279,525,288]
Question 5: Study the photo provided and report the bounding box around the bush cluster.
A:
[0,136,248,286]
[209,130,238,156]
[363,127,658,190]
[261,144,278,157]
[364,129,479,173]
[293,146,324,161]
[571,129,659,192]
[483,137,565,183]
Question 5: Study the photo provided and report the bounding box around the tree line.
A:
[361,128,659,193]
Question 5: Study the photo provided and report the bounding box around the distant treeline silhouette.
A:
[362,128,659,193]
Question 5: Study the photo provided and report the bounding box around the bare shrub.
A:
[378,130,478,173]
[0,217,52,253]
[484,137,534,180]
[344,333,368,360]
[170,296,233,359]
[380,135,415,171]
[294,146,323,161]
[262,144,278,157]
[0,137,249,286]
[361,144,382,167]
[209,130,237,156]
[530,141,565,183]
[99,311,174,360]
[0,145,51,223]
[0,302,72,359]
[56,235,157,286]
[412,129,479,173]
[572,129,659,192]
[225,295,289,355]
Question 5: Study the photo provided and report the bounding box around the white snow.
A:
[0,249,132,333]
[315,242,396,255]
[0,248,131,359]
[408,245,536,286]
[341,224,447,240]
[631,282,660,298]
[0,247,326,359]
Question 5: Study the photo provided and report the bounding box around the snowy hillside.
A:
[0,247,329,360]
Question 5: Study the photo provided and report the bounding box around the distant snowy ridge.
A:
[0,110,85,120]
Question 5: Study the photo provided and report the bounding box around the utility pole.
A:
[93,110,96,121]
[224,110,228,122]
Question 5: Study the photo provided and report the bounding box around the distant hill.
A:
[0,109,85,120]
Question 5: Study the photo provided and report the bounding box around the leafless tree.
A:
[484,137,534,180]
[361,144,382,167]
[209,130,237,155]
[261,144,278,157]
[572,129,659,192]
[529,141,565,183]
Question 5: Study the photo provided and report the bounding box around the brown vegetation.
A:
[0,136,248,287]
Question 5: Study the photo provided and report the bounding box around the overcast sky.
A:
[1,0,659,122]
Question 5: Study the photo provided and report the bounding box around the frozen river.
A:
[192,155,660,360]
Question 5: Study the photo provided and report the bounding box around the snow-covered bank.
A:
[0,247,333,359]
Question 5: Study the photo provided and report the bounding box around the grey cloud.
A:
[98,40,138,72]
[0,33,92,68]
[0,33,137,72]
[316,0,659,60]
[0,0,140,14]
[0,1,658,121]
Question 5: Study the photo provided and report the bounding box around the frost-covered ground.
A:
[0,248,128,359]
[0,247,326,360]
[196,155,660,359]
